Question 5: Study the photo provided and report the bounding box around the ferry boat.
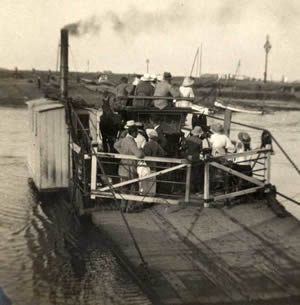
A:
[26,29,300,305]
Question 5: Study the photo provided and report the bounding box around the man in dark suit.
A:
[149,114,168,152]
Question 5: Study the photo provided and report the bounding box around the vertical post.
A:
[266,145,271,184]
[185,164,192,203]
[90,153,97,199]
[263,35,272,83]
[60,29,69,99]
[224,109,232,136]
[199,43,202,77]
[204,162,210,207]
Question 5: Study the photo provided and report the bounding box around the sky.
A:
[1,0,300,81]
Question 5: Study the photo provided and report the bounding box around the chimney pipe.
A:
[60,29,69,99]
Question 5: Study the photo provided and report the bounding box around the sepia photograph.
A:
[0,1,299,304]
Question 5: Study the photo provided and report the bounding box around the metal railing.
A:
[89,152,191,205]
[203,148,272,206]
[84,148,272,207]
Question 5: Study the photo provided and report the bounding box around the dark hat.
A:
[238,132,251,143]
[163,72,172,80]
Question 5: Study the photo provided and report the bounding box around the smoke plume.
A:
[63,2,192,38]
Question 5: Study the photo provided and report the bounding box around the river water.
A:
[0,107,152,305]
[0,106,299,304]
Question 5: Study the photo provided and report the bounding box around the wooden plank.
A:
[96,152,188,164]
[224,109,232,136]
[204,163,210,202]
[90,191,180,205]
[91,154,97,191]
[61,108,69,187]
[210,148,271,161]
[54,109,62,187]
[40,112,48,189]
[98,164,186,192]
[48,111,55,188]
[210,161,265,187]
[185,164,192,203]
[213,186,263,201]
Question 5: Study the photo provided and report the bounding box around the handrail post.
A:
[204,161,210,207]
[90,152,97,199]
[185,164,192,203]
[266,145,271,184]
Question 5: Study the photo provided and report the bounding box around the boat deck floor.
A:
[92,199,300,305]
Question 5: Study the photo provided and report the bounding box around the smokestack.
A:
[60,29,69,99]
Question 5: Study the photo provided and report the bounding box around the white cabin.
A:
[27,98,69,191]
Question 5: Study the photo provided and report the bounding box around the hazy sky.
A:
[1,0,300,80]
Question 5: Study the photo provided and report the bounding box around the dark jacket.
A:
[143,139,166,170]
[184,135,203,161]
[133,81,154,107]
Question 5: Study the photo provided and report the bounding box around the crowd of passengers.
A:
[105,71,197,112]
[100,114,254,212]
[98,71,269,212]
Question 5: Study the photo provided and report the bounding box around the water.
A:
[0,107,151,305]
[0,106,299,304]
[208,110,300,218]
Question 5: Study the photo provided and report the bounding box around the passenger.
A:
[135,122,147,149]
[127,74,141,106]
[153,72,179,109]
[183,126,204,194]
[149,115,168,152]
[136,121,149,141]
[114,125,144,212]
[99,96,122,153]
[209,123,234,192]
[150,74,158,89]
[209,123,235,156]
[115,76,131,108]
[178,76,195,108]
[115,76,132,121]
[133,73,155,107]
[232,132,253,189]
[118,120,136,139]
[138,129,166,197]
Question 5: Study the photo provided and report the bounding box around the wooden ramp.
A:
[92,201,300,305]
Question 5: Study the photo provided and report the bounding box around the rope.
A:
[270,135,300,175]
[276,191,300,206]
[190,48,199,76]
[68,102,148,268]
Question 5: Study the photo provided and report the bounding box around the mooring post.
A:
[224,109,232,136]
[204,162,210,207]
[185,164,192,203]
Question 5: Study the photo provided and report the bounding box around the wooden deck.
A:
[92,200,300,305]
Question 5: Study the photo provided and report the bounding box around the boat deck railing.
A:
[84,147,272,206]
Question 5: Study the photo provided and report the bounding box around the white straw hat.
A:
[182,76,195,87]
[141,73,154,81]
[125,120,136,129]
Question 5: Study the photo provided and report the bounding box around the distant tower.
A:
[146,59,150,73]
[235,59,241,77]
[263,35,272,83]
